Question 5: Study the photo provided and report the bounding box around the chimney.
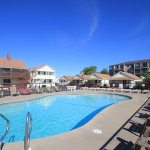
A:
[6,54,11,61]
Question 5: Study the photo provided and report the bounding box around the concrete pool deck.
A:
[0,90,150,150]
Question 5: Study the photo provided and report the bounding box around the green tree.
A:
[100,68,109,74]
[80,66,97,75]
[142,70,150,89]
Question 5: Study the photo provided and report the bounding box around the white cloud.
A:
[88,16,99,38]
[135,17,149,34]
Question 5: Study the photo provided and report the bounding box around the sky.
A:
[0,0,150,77]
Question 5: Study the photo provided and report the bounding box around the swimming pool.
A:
[0,94,130,143]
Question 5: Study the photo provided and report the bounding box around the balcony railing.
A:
[0,72,30,78]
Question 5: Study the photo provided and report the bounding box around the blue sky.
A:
[0,0,150,77]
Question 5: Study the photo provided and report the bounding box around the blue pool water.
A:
[0,94,130,143]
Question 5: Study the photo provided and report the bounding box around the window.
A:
[38,71,41,75]
[47,72,53,75]
[135,63,140,68]
[3,79,11,83]
[32,71,36,76]
[115,65,119,69]
[120,65,124,69]
[142,62,147,67]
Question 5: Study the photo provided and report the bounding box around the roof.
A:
[0,54,27,69]
[110,71,141,81]
[59,76,74,81]
[109,59,150,66]
[72,75,82,80]
[71,74,111,81]
[93,73,111,79]
[88,76,99,80]
[31,65,45,71]
[110,77,131,81]
[31,64,55,72]
[121,72,141,80]
[79,75,91,80]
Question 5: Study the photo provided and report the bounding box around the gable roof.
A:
[0,54,27,69]
[110,71,141,81]
[121,72,141,80]
[72,75,83,80]
[31,65,44,71]
[71,74,111,81]
[88,75,99,80]
[93,73,111,79]
[59,75,74,81]
[31,64,55,72]
[79,75,91,80]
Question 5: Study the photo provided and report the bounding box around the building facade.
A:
[59,76,74,86]
[59,73,110,87]
[109,59,150,77]
[0,54,30,89]
[30,64,56,87]
[110,71,142,89]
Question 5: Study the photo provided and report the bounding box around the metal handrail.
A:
[24,112,32,150]
[0,114,10,147]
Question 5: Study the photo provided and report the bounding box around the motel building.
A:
[59,73,111,87]
[109,71,142,89]
[30,64,56,88]
[85,73,111,87]
[59,76,74,86]
[0,54,30,89]
[71,73,111,87]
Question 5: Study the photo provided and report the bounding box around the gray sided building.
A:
[109,59,150,77]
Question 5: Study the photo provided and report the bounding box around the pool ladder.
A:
[24,112,32,150]
[0,114,10,150]
[0,112,32,150]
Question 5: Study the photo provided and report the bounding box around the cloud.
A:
[55,0,100,51]
[135,17,149,34]
[88,16,99,38]
[125,16,150,42]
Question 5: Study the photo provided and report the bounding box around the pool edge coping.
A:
[2,91,150,150]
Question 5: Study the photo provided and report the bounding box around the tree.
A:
[142,70,150,89]
[100,68,109,74]
[80,66,97,75]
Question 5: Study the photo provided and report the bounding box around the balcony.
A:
[134,66,140,69]
[141,63,148,68]
[114,66,119,69]
[134,63,141,69]
[0,72,30,78]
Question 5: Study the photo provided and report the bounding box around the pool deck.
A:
[0,90,150,150]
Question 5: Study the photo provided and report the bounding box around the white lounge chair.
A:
[46,87,53,93]
[36,87,43,94]
[123,89,131,93]
[142,90,150,94]
[10,86,19,96]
